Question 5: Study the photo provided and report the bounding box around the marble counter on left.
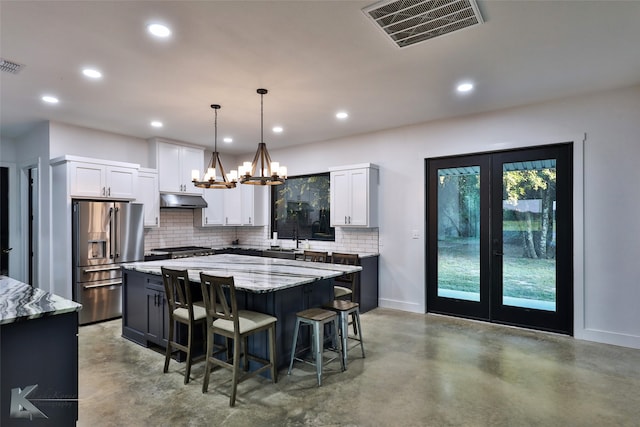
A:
[0,275,82,325]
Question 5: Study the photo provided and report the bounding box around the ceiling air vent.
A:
[0,58,24,74]
[363,0,484,48]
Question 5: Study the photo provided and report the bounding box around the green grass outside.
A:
[437,237,556,301]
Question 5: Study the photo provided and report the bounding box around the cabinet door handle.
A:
[155,217,158,225]
[205,217,208,224]
[102,187,106,196]
[108,187,111,196]
[348,216,351,224]
[248,216,251,224]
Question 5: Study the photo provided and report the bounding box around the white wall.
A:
[269,84,640,349]
[49,121,149,167]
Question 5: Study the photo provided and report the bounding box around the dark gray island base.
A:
[0,276,82,426]
[121,254,362,371]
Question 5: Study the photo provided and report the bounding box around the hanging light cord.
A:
[214,106,218,153]
[260,90,264,144]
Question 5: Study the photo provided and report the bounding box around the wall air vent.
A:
[363,0,484,48]
[0,58,24,74]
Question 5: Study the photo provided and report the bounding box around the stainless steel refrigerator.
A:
[72,200,144,325]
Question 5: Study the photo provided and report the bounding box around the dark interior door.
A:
[426,144,573,335]
[0,167,9,276]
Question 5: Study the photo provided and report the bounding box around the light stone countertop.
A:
[0,276,82,325]
[122,253,362,293]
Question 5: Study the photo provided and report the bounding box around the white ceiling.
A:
[1,0,640,155]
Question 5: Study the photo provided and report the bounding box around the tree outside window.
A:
[271,173,335,241]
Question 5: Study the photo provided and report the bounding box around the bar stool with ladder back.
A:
[303,250,328,263]
[160,267,207,384]
[199,273,277,406]
[331,252,359,302]
[324,252,365,368]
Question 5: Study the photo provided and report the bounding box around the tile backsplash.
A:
[144,209,379,254]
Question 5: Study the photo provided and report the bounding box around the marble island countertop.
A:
[123,253,362,293]
[0,276,82,325]
[145,246,379,259]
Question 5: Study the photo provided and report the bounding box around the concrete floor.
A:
[78,308,640,427]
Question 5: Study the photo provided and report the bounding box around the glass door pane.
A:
[437,166,481,302]
[501,160,557,311]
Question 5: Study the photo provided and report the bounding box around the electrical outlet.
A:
[411,230,420,239]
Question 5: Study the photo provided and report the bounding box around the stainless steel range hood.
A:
[160,193,208,209]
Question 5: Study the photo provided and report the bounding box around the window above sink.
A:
[270,173,335,242]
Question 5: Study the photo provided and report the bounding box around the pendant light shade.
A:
[239,89,287,185]
[192,104,237,189]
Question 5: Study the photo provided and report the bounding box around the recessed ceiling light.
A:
[223,137,233,143]
[150,121,163,128]
[82,68,102,79]
[147,23,171,38]
[272,126,283,133]
[456,82,474,93]
[336,111,349,120]
[42,95,59,104]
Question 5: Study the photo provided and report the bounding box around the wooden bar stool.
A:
[331,252,359,302]
[199,273,277,407]
[287,308,345,386]
[303,250,328,262]
[324,299,365,369]
[160,267,207,385]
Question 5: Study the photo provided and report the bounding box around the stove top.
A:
[150,246,215,259]
[151,246,212,252]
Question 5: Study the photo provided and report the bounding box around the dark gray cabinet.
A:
[145,281,168,347]
[122,269,168,347]
[123,267,334,371]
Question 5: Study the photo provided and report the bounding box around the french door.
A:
[426,144,573,334]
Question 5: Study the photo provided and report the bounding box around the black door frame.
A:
[426,143,573,335]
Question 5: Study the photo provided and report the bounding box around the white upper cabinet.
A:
[223,186,243,226]
[330,163,379,227]
[67,159,138,200]
[137,168,160,228]
[194,185,268,227]
[154,140,204,195]
[195,190,225,227]
[241,184,268,226]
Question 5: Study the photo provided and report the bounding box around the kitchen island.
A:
[121,254,362,371]
[0,276,82,425]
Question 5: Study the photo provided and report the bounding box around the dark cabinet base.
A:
[1,312,79,426]
[122,269,334,371]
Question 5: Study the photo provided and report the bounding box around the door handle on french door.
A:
[492,239,503,256]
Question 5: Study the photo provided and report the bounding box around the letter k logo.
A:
[10,384,48,419]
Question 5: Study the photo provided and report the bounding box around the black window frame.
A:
[270,172,335,241]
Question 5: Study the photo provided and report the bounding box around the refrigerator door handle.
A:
[114,206,120,259]
[83,280,122,289]
[83,266,121,274]
[108,207,115,259]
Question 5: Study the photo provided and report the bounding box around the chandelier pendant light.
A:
[192,104,237,189]
[238,88,287,185]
